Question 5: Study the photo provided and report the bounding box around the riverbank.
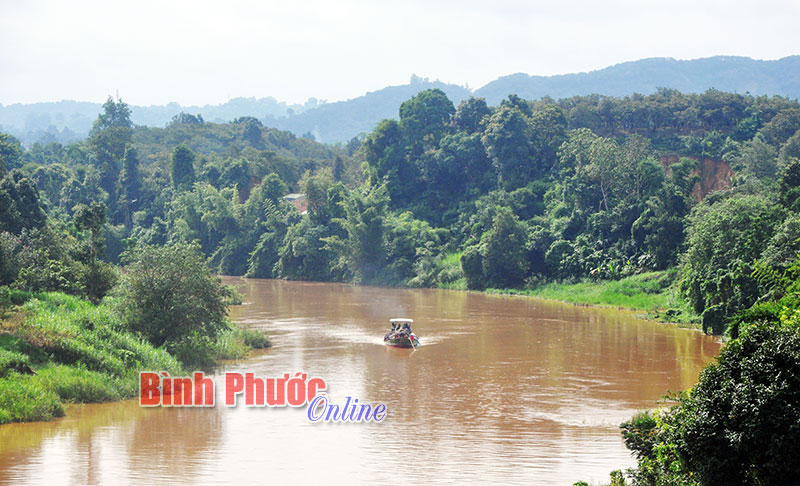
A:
[437,268,700,328]
[0,291,270,425]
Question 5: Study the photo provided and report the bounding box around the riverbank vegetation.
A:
[485,269,696,321]
[0,235,269,424]
[5,91,800,332]
[2,87,800,481]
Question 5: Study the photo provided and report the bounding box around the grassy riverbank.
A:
[0,291,269,425]
[436,267,700,326]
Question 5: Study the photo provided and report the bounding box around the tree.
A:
[398,88,455,156]
[363,119,417,204]
[116,242,233,347]
[481,207,529,288]
[323,185,389,283]
[779,157,800,211]
[453,97,491,133]
[0,174,47,235]
[427,132,494,201]
[117,146,142,227]
[681,194,783,332]
[460,245,485,290]
[275,217,336,281]
[301,169,334,224]
[74,201,114,303]
[171,145,196,191]
[332,155,345,182]
[673,321,800,485]
[528,104,568,177]
[89,97,133,215]
[482,105,532,190]
[0,133,23,174]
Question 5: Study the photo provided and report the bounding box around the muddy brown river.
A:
[0,278,721,485]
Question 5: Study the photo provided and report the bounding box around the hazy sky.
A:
[1,0,798,106]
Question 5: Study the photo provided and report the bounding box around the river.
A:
[0,278,720,485]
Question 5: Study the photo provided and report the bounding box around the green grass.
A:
[213,326,272,361]
[0,289,273,425]
[0,374,64,424]
[0,292,185,424]
[484,270,700,325]
[36,364,126,402]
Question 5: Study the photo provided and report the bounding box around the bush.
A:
[116,242,234,347]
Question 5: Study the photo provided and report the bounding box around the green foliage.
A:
[681,194,783,331]
[0,375,64,424]
[0,173,47,235]
[117,146,142,227]
[482,105,532,190]
[460,245,485,290]
[0,133,24,173]
[275,217,336,281]
[74,201,116,303]
[89,97,133,213]
[323,185,389,283]
[454,97,491,133]
[171,144,196,191]
[399,88,455,156]
[481,207,529,288]
[778,157,800,211]
[116,242,233,347]
[668,321,800,484]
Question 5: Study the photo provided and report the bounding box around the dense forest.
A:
[3,87,800,482]
[3,89,800,331]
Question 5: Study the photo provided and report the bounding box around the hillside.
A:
[475,56,800,104]
[2,56,799,146]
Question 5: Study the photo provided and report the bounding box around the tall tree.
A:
[117,146,142,227]
[399,88,455,157]
[88,97,133,218]
[171,145,196,191]
[453,97,491,134]
[323,185,389,283]
[482,105,532,190]
[74,201,108,303]
[0,132,23,174]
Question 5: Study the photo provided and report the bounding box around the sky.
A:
[1,0,799,107]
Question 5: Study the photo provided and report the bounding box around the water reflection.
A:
[0,279,720,485]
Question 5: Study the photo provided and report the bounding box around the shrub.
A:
[115,242,234,347]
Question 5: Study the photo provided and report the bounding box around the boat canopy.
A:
[389,318,413,323]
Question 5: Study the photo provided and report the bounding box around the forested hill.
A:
[3,56,799,146]
[475,55,800,104]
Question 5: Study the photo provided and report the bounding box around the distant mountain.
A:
[474,56,800,104]
[2,56,799,146]
[265,77,471,143]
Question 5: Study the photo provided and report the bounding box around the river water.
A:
[0,278,720,485]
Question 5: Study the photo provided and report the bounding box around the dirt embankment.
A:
[660,155,734,200]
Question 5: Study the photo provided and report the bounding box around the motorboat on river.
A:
[384,318,420,348]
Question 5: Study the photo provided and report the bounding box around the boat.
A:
[384,318,420,348]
